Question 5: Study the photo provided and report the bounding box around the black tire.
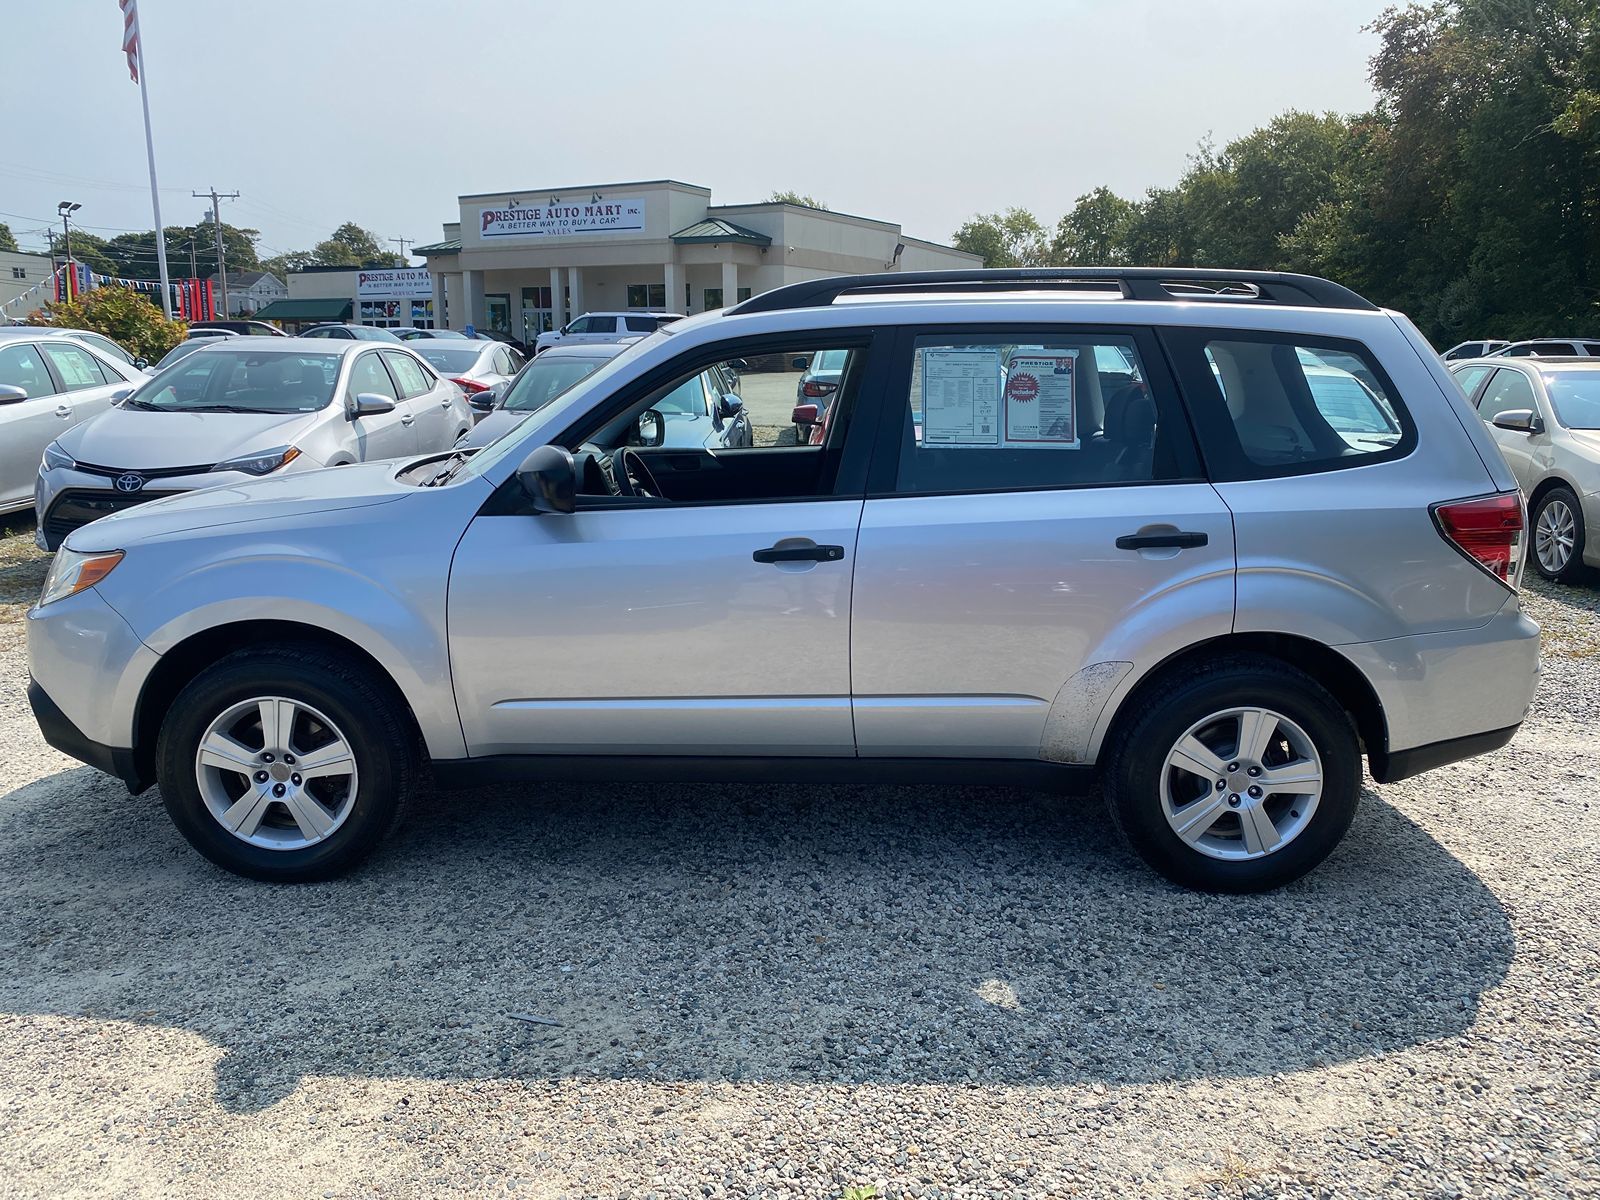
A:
[156,644,419,882]
[1104,656,1360,893]
[1529,485,1587,583]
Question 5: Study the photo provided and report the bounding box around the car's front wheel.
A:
[1530,485,1586,582]
[1104,656,1360,892]
[156,645,419,882]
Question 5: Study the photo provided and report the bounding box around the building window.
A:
[737,287,752,303]
[704,288,723,309]
[626,283,669,308]
[10,267,26,280]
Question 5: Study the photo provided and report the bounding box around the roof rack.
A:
[726,267,1378,316]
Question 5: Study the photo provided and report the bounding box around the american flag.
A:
[119,0,140,82]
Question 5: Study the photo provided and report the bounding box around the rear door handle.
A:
[753,543,845,564]
[55,405,72,419]
[1115,530,1208,550]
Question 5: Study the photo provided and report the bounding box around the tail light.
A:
[452,377,489,394]
[1432,492,1525,589]
[801,380,837,399]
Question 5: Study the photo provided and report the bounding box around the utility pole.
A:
[193,187,239,314]
[389,235,412,263]
[187,238,198,280]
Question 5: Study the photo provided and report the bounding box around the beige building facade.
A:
[414,179,979,342]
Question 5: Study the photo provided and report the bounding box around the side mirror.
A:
[349,391,397,419]
[0,384,28,405]
[729,358,751,372]
[636,408,665,448]
[109,384,136,404]
[515,444,576,514]
[791,356,810,371]
[133,357,149,370]
[791,402,819,425]
[717,392,744,419]
[1492,408,1542,433]
[470,383,502,413]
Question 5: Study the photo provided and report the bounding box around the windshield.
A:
[1544,372,1600,429]
[414,346,485,373]
[462,331,668,478]
[132,350,341,413]
[501,356,606,412]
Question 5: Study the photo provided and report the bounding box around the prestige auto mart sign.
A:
[478,197,646,239]
[356,268,433,298]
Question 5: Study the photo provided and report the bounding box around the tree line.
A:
[952,0,1600,345]
[16,220,407,284]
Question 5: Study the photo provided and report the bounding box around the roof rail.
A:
[726,267,1378,316]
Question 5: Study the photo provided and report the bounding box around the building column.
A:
[720,261,738,309]
[663,261,682,316]
[461,270,486,331]
[566,266,585,319]
[549,266,565,327]
[433,272,448,328]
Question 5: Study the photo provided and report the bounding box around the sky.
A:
[4,0,1394,263]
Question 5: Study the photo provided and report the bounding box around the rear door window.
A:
[1452,364,1493,400]
[1163,329,1413,480]
[380,350,433,399]
[39,343,111,391]
[878,329,1199,494]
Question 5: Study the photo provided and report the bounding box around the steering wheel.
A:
[612,447,663,499]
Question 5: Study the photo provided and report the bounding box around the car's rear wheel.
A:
[1104,657,1360,892]
[156,645,418,882]
[1530,485,1586,582]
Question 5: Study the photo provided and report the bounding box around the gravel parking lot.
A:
[1,513,1598,1198]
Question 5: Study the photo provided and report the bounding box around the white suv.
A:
[534,311,682,354]
[26,268,1541,891]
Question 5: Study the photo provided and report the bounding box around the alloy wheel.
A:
[193,696,359,850]
[1160,706,1324,861]
[1536,498,1576,574]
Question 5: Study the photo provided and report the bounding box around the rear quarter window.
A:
[1163,329,1415,481]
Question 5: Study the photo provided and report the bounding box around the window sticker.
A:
[920,347,1001,446]
[1003,351,1078,448]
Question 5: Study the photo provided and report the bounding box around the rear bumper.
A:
[1338,600,1539,777]
[28,677,151,793]
[1369,723,1519,784]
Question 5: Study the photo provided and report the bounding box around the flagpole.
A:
[134,32,173,318]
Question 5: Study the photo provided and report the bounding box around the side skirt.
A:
[430,754,1097,794]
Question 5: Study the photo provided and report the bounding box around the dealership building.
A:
[405,179,980,342]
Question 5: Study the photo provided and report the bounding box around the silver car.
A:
[1451,356,1600,581]
[407,339,524,412]
[25,267,1540,892]
[0,330,147,516]
[35,338,473,549]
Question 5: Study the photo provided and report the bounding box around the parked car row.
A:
[25,337,473,549]
[1443,337,1600,360]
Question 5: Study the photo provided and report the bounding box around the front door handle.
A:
[1115,530,1208,550]
[55,404,72,419]
[753,543,845,564]
[400,413,415,426]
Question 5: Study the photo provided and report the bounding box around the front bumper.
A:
[28,677,151,792]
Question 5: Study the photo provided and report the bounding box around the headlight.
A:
[210,445,301,476]
[39,548,123,607]
[41,441,75,472]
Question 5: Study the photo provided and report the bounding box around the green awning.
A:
[670,218,771,247]
[250,298,353,322]
[413,238,461,254]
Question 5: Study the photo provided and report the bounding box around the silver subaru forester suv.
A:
[26,269,1541,891]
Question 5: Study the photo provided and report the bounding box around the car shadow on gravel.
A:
[0,767,1513,1112]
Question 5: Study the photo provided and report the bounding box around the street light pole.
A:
[57,201,81,301]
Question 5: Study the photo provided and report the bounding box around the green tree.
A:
[29,285,187,360]
[767,190,830,209]
[0,223,17,253]
[102,222,261,282]
[1051,187,1139,265]
[312,222,402,267]
[952,208,1051,267]
[48,229,117,277]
